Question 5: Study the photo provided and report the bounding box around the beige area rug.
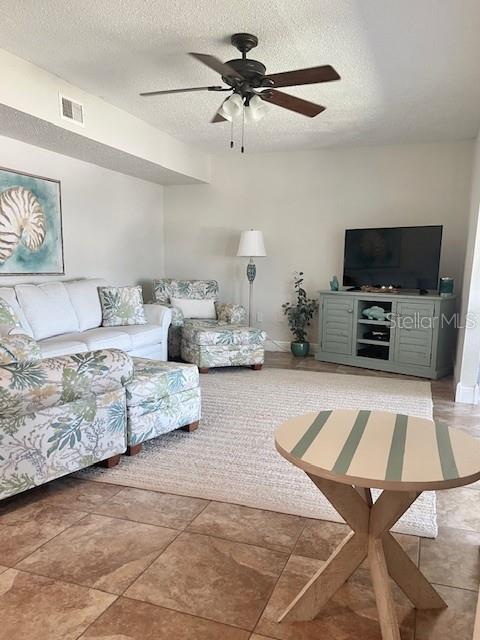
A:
[81,367,437,537]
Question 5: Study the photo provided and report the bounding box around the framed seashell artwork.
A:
[0,167,64,275]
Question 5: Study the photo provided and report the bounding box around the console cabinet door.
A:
[321,297,354,355]
[393,301,435,367]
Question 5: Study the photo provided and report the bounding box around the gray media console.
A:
[316,290,457,379]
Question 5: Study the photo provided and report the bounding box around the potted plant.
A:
[282,271,318,357]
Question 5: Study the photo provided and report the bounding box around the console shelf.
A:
[317,290,456,379]
[357,319,391,326]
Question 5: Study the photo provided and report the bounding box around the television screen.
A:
[343,225,442,290]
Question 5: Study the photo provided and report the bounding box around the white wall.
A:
[164,141,473,345]
[454,133,480,402]
[0,48,211,184]
[0,135,164,298]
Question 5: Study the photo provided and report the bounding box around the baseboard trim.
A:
[264,339,319,355]
[455,382,480,404]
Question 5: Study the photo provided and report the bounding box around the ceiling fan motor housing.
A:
[223,58,267,88]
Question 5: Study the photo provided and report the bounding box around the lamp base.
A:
[247,261,256,283]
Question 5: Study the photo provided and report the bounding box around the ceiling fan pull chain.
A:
[230,117,234,149]
[241,105,245,154]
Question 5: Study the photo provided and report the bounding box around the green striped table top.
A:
[275,409,480,490]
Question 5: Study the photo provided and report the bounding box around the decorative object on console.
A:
[282,271,318,357]
[360,285,400,294]
[439,277,454,296]
[362,305,390,321]
[0,167,64,275]
[99,286,147,327]
[329,275,339,291]
[236,229,266,325]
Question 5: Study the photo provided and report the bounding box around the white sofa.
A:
[0,278,171,360]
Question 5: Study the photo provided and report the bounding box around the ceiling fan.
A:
[140,33,340,151]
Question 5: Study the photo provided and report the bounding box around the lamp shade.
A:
[236,229,267,257]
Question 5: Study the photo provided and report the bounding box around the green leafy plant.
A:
[282,271,318,343]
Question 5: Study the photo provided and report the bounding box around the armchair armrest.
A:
[215,302,248,325]
[0,349,133,418]
[144,303,181,327]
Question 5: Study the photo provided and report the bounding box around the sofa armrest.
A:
[0,349,133,418]
[144,303,176,328]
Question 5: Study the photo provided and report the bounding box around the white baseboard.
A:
[455,382,480,404]
[264,339,319,355]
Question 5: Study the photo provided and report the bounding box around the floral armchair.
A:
[152,279,248,358]
[152,279,266,371]
[0,342,133,500]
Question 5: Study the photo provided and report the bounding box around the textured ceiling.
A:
[1,0,480,152]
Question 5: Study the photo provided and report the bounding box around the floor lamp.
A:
[236,229,267,325]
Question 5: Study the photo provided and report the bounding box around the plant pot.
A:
[291,341,310,357]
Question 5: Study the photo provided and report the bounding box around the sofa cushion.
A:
[15,283,79,340]
[99,286,147,327]
[127,358,199,409]
[119,324,165,349]
[38,336,89,359]
[170,297,216,319]
[76,327,132,351]
[0,287,33,336]
[0,297,21,329]
[65,278,107,331]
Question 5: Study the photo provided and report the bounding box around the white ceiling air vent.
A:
[59,94,84,126]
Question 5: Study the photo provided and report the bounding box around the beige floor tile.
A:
[293,519,419,569]
[255,554,414,640]
[250,635,276,640]
[0,568,115,640]
[18,513,176,594]
[33,477,123,510]
[93,487,208,528]
[415,584,477,640]
[81,596,250,639]
[436,487,480,532]
[0,565,7,574]
[126,531,288,630]
[0,501,86,566]
[293,519,350,560]
[188,501,305,552]
[420,526,480,591]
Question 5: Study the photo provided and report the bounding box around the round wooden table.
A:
[275,408,480,640]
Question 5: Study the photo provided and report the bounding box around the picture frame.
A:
[0,166,65,275]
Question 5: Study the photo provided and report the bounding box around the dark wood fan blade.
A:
[189,53,243,79]
[140,85,224,96]
[265,65,340,88]
[260,89,325,117]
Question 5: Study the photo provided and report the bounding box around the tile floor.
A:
[0,353,478,639]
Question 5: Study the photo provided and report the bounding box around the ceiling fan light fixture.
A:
[218,102,233,121]
[222,92,244,118]
[244,94,267,123]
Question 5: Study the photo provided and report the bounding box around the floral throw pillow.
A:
[0,297,21,328]
[99,286,147,327]
[215,302,248,325]
[0,331,41,365]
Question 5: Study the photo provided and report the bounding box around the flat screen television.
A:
[343,225,442,291]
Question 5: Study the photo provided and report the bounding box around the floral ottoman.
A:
[125,358,201,454]
[181,319,266,373]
